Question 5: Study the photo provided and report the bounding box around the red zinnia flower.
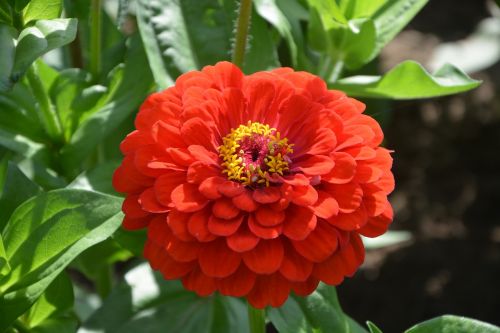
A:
[113,62,394,308]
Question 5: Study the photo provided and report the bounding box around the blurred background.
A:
[337,0,500,331]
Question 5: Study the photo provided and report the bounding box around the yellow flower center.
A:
[219,121,293,187]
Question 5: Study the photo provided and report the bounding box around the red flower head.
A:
[113,62,394,308]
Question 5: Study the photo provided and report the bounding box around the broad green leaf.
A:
[0,2,12,25]
[79,263,249,333]
[331,61,481,99]
[59,35,153,175]
[26,272,74,328]
[405,315,500,333]
[307,1,376,70]
[367,321,384,333]
[0,235,10,278]
[68,160,120,194]
[29,317,78,333]
[136,0,235,89]
[254,0,298,66]
[243,11,280,73]
[11,18,77,83]
[49,68,92,140]
[371,0,428,56]
[0,24,15,91]
[23,0,62,24]
[0,189,123,332]
[268,283,369,333]
[14,0,30,12]
[0,80,48,142]
[338,0,385,20]
[0,162,41,231]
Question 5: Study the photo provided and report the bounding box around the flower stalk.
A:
[231,0,253,68]
[26,63,64,143]
[247,303,266,333]
[89,0,102,80]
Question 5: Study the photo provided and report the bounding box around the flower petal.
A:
[292,220,339,262]
[226,222,260,252]
[208,214,243,236]
[253,187,281,204]
[167,209,194,241]
[187,208,217,242]
[243,238,284,274]
[280,242,313,282]
[171,183,209,212]
[248,214,283,239]
[182,266,217,296]
[212,198,240,219]
[247,273,290,308]
[254,206,285,227]
[217,264,256,297]
[282,205,317,241]
[311,190,339,219]
[139,188,169,213]
[199,239,241,278]
[232,190,259,212]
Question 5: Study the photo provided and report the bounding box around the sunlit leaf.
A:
[11,18,77,84]
[0,189,123,332]
[405,315,500,333]
[26,272,74,328]
[331,61,481,99]
[371,0,428,56]
[136,0,233,89]
[23,0,62,24]
[254,0,298,66]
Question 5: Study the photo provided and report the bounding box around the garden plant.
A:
[0,0,498,332]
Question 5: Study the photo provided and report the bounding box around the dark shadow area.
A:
[338,1,500,331]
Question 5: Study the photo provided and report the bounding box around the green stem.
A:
[247,303,265,333]
[329,59,344,83]
[26,64,64,143]
[89,0,102,80]
[231,0,253,68]
[12,319,30,333]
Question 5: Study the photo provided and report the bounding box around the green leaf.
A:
[243,11,280,73]
[11,18,77,83]
[371,0,428,56]
[0,80,47,142]
[254,0,298,66]
[338,0,386,20]
[59,34,153,174]
[14,0,30,12]
[26,272,74,328]
[79,263,249,333]
[367,321,384,333]
[49,68,92,140]
[0,162,41,231]
[0,24,16,91]
[405,315,500,333]
[23,0,62,24]
[268,283,369,333]
[0,189,123,332]
[0,235,10,279]
[307,1,376,70]
[331,61,481,99]
[136,0,235,89]
[0,128,49,160]
[112,228,147,258]
[29,317,78,333]
[68,160,120,194]
[0,2,13,25]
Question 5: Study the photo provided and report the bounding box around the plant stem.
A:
[89,0,102,80]
[231,0,253,68]
[247,303,266,333]
[26,64,64,143]
[329,59,344,83]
